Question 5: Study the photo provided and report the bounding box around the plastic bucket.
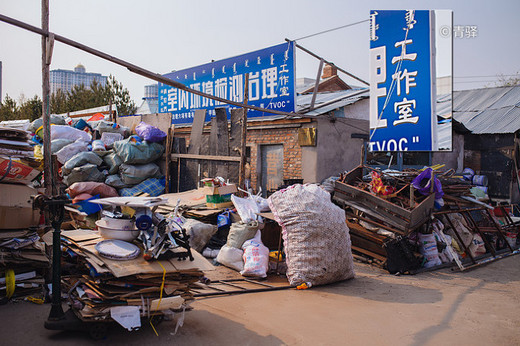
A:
[462,167,475,181]
[73,194,102,215]
[472,175,488,186]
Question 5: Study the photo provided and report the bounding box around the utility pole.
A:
[42,0,52,197]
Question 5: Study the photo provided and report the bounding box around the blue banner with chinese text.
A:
[369,10,436,151]
[159,42,296,124]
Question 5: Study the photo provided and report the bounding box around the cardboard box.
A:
[205,201,234,209]
[0,157,41,185]
[203,184,237,196]
[0,183,40,229]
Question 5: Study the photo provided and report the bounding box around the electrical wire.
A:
[293,19,369,41]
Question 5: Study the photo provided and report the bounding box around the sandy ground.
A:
[1,255,519,345]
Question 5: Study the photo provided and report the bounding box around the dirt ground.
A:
[1,255,519,346]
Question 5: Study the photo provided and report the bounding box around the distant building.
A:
[136,84,159,115]
[50,64,107,94]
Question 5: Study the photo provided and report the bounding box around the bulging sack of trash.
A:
[216,245,244,272]
[100,132,123,149]
[226,221,259,249]
[231,194,260,223]
[48,138,73,154]
[183,219,218,252]
[105,174,128,189]
[112,138,164,164]
[119,163,161,185]
[268,184,355,287]
[103,151,123,175]
[56,140,89,165]
[135,121,167,143]
[28,115,65,133]
[62,151,103,175]
[240,230,269,278]
[50,125,92,142]
[63,164,105,186]
[418,232,442,268]
[66,181,118,199]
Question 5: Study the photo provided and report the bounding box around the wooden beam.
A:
[239,73,249,189]
[171,153,241,162]
[309,59,324,110]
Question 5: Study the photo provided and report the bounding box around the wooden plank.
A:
[186,109,206,189]
[165,126,174,193]
[209,117,218,178]
[350,233,387,257]
[170,153,241,162]
[141,113,172,134]
[239,73,249,189]
[228,108,242,184]
[172,137,188,192]
[215,108,230,178]
[351,245,386,262]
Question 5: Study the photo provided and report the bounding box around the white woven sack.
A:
[268,184,355,286]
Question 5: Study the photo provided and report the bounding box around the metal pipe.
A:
[286,38,369,86]
[0,13,308,119]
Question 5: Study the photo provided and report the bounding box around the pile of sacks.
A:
[29,117,167,197]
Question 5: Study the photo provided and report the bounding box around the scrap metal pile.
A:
[333,165,519,273]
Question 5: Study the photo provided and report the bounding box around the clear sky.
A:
[0,0,519,105]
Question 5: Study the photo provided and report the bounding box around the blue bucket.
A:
[472,175,488,187]
[74,195,103,215]
[462,168,475,181]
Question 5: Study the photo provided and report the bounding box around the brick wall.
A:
[247,126,302,190]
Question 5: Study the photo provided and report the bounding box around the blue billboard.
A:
[159,42,296,124]
[369,10,437,151]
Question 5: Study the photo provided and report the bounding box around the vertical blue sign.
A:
[158,42,296,124]
[369,10,437,151]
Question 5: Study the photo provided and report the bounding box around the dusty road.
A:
[1,255,519,345]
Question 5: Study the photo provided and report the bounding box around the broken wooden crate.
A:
[333,166,435,235]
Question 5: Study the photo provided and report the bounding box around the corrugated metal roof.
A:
[297,88,369,116]
[453,87,512,112]
[462,106,520,134]
[453,85,520,134]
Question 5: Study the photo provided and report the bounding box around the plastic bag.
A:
[103,151,123,175]
[412,168,444,199]
[105,174,128,189]
[240,230,269,278]
[56,140,89,165]
[183,219,218,252]
[231,194,260,223]
[113,138,164,164]
[226,221,259,249]
[63,164,105,186]
[49,138,73,154]
[100,132,123,149]
[135,122,167,143]
[28,115,65,133]
[418,232,442,268]
[62,152,103,175]
[50,125,92,142]
[119,177,165,197]
[120,163,161,185]
[216,245,244,272]
[66,182,118,199]
[469,233,486,258]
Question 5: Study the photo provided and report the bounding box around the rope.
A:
[149,261,166,337]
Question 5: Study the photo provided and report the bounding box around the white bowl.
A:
[95,219,139,242]
[101,216,135,231]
